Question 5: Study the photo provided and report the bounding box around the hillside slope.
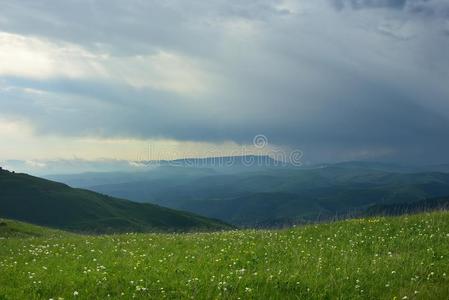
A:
[0,212,448,299]
[0,169,231,233]
[365,196,449,216]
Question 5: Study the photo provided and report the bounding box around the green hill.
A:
[0,212,448,299]
[0,168,231,233]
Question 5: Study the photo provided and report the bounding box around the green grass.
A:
[1,212,448,299]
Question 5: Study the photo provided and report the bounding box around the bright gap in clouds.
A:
[0,118,274,161]
[0,32,214,95]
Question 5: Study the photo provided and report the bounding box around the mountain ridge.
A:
[0,168,232,233]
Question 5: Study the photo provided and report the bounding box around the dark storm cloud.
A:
[331,0,407,10]
[0,0,449,163]
[331,0,449,19]
[0,0,288,57]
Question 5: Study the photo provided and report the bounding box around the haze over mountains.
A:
[3,155,449,230]
[42,156,449,227]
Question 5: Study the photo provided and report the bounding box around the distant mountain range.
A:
[0,168,231,233]
[1,155,285,176]
[43,158,449,227]
[8,155,449,176]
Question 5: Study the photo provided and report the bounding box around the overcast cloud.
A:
[0,0,449,163]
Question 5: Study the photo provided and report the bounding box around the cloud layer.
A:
[0,0,448,163]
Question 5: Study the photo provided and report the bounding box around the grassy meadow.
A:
[1,212,448,299]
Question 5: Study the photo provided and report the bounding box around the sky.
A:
[1,0,449,167]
